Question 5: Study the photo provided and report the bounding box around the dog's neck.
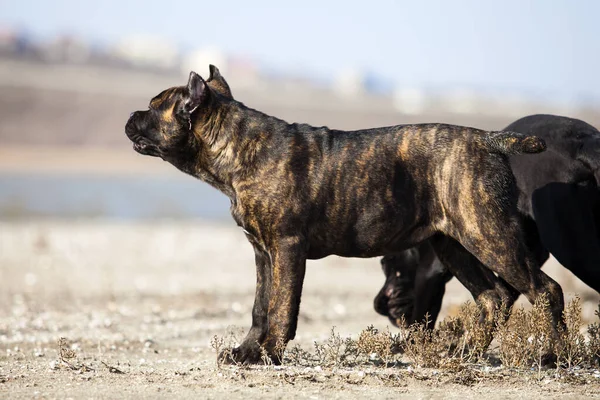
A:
[185,99,290,200]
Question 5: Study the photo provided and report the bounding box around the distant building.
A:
[363,72,393,95]
[39,35,91,63]
[334,68,366,98]
[393,87,427,114]
[442,89,477,114]
[0,26,32,55]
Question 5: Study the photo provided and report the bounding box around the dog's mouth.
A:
[132,141,147,152]
[374,275,415,320]
[131,139,161,157]
[125,115,161,157]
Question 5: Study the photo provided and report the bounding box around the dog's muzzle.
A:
[125,112,161,157]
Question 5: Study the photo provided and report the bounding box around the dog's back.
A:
[292,123,545,258]
[506,114,600,291]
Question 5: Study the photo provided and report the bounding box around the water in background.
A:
[0,173,232,220]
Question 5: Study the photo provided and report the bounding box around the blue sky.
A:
[2,0,599,99]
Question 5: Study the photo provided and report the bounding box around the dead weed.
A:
[209,300,600,375]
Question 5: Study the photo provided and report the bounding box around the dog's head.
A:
[373,251,420,327]
[125,65,231,161]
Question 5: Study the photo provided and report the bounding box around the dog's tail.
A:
[481,131,546,155]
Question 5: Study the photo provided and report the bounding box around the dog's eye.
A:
[174,104,187,117]
[175,108,191,124]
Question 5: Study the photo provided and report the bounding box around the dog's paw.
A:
[218,340,278,365]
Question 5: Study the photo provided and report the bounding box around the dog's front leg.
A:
[221,243,271,364]
[225,236,306,365]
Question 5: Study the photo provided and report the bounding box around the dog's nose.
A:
[125,114,138,137]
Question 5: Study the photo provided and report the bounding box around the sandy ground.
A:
[1,220,599,399]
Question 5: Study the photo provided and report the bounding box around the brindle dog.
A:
[125,66,562,364]
[375,114,600,328]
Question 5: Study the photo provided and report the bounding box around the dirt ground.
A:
[1,220,599,399]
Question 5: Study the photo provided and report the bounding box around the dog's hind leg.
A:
[455,220,565,338]
[430,235,513,342]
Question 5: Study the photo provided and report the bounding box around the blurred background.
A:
[0,1,599,323]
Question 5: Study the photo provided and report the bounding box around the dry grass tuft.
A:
[312,326,366,367]
[496,294,555,373]
[210,334,227,368]
[556,296,587,369]
[56,337,94,372]
[398,302,494,369]
[442,302,494,362]
[587,303,600,367]
[211,327,245,368]
[399,314,447,368]
[495,297,600,374]
[355,325,399,367]
[209,300,600,374]
[286,343,313,367]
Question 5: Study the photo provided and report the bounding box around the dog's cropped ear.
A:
[184,71,209,114]
[207,64,233,99]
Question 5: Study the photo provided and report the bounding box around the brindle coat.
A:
[125,66,562,364]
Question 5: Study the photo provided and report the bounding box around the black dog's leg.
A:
[227,237,306,365]
[378,213,546,329]
[533,182,600,292]
[377,214,548,329]
[521,214,550,267]
[411,255,452,328]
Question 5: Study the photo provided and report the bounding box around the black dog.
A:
[375,114,600,327]
[125,66,560,364]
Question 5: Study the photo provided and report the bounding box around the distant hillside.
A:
[1,58,599,148]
